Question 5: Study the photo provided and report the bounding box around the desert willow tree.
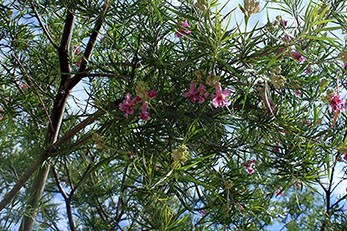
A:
[1,0,347,230]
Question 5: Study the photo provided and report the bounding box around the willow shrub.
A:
[1,0,347,230]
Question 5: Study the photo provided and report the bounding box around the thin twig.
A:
[10,53,54,131]
[52,166,76,231]
[29,1,59,49]
[70,155,95,197]
[52,167,68,199]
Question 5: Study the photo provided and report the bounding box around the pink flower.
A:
[295,180,302,189]
[183,83,208,103]
[73,45,81,55]
[276,47,286,59]
[176,20,191,38]
[283,34,293,43]
[273,145,280,153]
[343,154,347,161]
[128,152,135,160]
[19,82,30,90]
[119,93,136,118]
[246,167,254,174]
[212,83,230,108]
[305,66,312,75]
[280,19,288,27]
[76,61,81,67]
[275,187,283,197]
[148,90,158,99]
[182,20,190,28]
[295,89,302,97]
[199,209,205,216]
[183,83,196,99]
[134,96,142,103]
[243,160,256,175]
[291,51,306,63]
[139,102,150,121]
[329,93,346,112]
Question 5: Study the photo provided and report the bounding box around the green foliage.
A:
[1,0,347,230]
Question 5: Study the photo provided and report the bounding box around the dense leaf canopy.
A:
[1,0,347,230]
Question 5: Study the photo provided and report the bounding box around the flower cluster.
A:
[195,0,208,12]
[291,51,306,63]
[270,66,286,89]
[176,20,191,38]
[183,81,231,108]
[277,47,306,63]
[243,0,260,17]
[275,21,310,73]
[183,83,209,103]
[273,16,288,28]
[171,145,189,168]
[329,92,346,112]
[243,159,256,174]
[119,82,157,120]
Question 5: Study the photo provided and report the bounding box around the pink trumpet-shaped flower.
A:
[119,93,136,118]
[305,66,312,75]
[243,160,256,175]
[291,51,306,63]
[139,102,150,121]
[73,45,81,55]
[283,34,293,43]
[148,90,158,99]
[176,20,192,38]
[183,83,208,103]
[329,93,346,112]
[280,19,288,27]
[211,83,231,108]
[181,20,190,28]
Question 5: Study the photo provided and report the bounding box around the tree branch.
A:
[52,167,76,231]
[53,109,106,147]
[114,165,128,223]
[0,153,47,211]
[20,10,76,230]
[0,99,121,213]
[52,167,68,199]
[68,0,110,89]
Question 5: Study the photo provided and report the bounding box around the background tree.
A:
[1,0,347,230]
